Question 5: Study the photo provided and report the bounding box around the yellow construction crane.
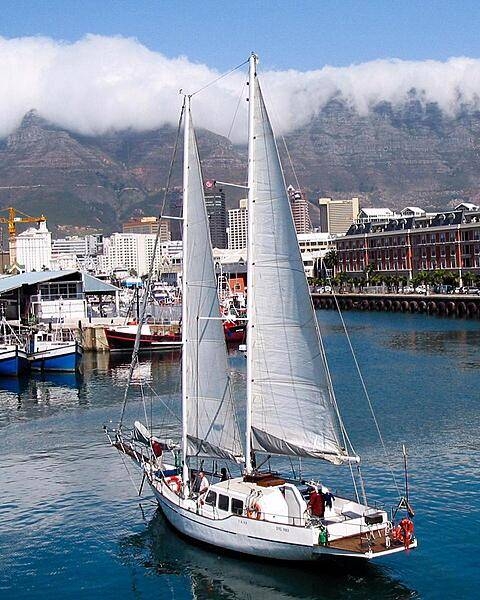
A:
[0,206,47,265]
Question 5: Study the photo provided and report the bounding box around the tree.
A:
[323,250,339,277]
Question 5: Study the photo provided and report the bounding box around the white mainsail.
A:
[182,101,243,463]
[247,69,348,465]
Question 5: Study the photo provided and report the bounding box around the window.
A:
[218,494,229,511]
[205,490,217,506]
[231,498,244,516]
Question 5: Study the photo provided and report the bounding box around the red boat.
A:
[104,324,181,352]
[223,319,246,343]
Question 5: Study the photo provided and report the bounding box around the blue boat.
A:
[0,344,29,376]
[28,330,83,372]
[0,316,29,377]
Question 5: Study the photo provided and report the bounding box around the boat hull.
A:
[0,347,29,377]
[29,342,83,372]
[105,328,181,353]
[149,477,413,561]
[223,322,246,343]
[152,483,315,561]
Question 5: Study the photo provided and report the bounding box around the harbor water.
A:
[0,311,478,599]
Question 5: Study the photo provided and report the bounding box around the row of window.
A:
[204,490,244,516]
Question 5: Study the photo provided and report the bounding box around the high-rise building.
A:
[123,216,171,241]
[228,199,248,250]
[205,189,227,249]
[98,233,183,277]
[318,197,360,236]
[14,221,51,271]
[288,185,311,234]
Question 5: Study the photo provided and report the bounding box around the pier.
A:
[312,292,480,318]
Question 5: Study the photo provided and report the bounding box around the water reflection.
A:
[0,372,85,429]
[386,329,480,361]
[118,509,418,600]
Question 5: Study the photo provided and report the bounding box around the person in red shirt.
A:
[308,487,325,518]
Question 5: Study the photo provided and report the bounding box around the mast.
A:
[181,94,190,490]
[245,53,257,474]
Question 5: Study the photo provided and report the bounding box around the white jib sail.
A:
[183,105,243,463]
[249,74,348,465]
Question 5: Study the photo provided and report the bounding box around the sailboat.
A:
[106,54,417,560]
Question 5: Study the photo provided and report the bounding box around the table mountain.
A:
[1,100,480,236]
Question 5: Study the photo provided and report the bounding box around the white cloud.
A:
[1,35,480,142]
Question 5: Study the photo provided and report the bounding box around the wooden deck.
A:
[326,528,404,554]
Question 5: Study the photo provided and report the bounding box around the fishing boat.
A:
[106,54,417,561]
[0,315,29,377]
[104,323,182,352]
[28,327,83,372]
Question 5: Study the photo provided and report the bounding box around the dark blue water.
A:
[0,311,478,599]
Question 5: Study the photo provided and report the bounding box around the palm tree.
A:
[323,250,339,277]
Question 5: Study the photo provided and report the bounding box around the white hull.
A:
[147,472,416,561]
[153,481,316,560]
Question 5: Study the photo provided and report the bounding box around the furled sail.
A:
[183,106,243,463]
[248,75,348,465]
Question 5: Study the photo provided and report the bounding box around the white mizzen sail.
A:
[248,69,348,465]
[182,101,243,463]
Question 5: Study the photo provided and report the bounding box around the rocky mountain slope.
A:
[1,100,480,236]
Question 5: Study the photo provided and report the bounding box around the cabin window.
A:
[231,498,244,516]
[218,494,229,511]
[205,490,217,506]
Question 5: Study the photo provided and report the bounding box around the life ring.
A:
[247,502,262,520]
[166,475,182,493]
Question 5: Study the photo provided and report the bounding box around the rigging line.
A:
[327,277,402,497]
[118,450,141,495]
[226,80,247,141]
[118,100,186,429]
[142,380,182,423]
[190,59,249,97]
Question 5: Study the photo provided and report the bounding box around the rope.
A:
[118,449,141,495]
[190,59,249,97]
[326,274,402,498]
[118,101,185,429]
[226,80,247,141]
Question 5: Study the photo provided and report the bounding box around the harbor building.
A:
[335,204,480,281]
[14,221,52,272]
[205,188,228,249]
[288,186,311,234]
[319,197,360,235]
[0,270,119,323]
[123,216,171,241]
[297,232,336,278]
[228,199,248,250]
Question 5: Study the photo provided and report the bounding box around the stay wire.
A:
[118,99,186,429]
[190,59,249,97]
[326,273,402,498]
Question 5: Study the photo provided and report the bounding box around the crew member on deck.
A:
[193,470,210,496]
[151,439,163,468]
[308,487,325,518]
[220,467,229,482]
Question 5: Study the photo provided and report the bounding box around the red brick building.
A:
[335,207,480,281]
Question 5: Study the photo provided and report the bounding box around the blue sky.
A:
[1,0,480,71]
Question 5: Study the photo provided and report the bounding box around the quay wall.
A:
[312,293,480,318]
[79,322,181,352]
